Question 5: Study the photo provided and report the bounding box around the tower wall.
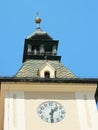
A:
[1,82,98,130]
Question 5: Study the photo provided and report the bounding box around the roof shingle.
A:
[16,60,76,78]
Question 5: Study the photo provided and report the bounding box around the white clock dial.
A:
[37,101,65,123]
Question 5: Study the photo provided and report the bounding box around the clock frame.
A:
[37,101,65,123]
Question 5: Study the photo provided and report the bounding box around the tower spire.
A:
[35,12,41,29]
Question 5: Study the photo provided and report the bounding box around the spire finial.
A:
[35,12,41,29]
[36,12,39,17]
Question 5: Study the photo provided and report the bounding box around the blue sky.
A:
[0,0,98,78]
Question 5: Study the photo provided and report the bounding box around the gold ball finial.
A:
[35,12,41,24]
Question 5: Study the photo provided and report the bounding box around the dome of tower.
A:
[27,28,53,40]
[27,15,53,40]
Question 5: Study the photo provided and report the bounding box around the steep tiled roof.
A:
[16,60,76,78]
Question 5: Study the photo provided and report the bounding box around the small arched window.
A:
[44,71,50,78]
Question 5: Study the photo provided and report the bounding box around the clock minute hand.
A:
[53,107,58,112]
[49,109,54,123]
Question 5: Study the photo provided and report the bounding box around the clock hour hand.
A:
[49,108,58,123]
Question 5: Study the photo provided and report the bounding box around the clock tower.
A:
[0,15,98,130]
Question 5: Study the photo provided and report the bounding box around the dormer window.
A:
[44,71,50,78]
[38,63,56,78]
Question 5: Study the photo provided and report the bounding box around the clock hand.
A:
[49,107,58,117]
[50,107,58,123]
[51,118,54,123]
[53,107,58,112]
[49,109,54,123]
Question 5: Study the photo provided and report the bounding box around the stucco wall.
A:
[1,82,98,130]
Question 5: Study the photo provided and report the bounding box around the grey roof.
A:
[16,60,76,78]
[27,28,53,40]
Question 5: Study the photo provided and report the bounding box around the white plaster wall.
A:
[3,83,98,130]
[24,92,80,130]
[4,91,25,130]
[75,92,98,130]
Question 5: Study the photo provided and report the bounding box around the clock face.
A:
[37,101,65,123]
